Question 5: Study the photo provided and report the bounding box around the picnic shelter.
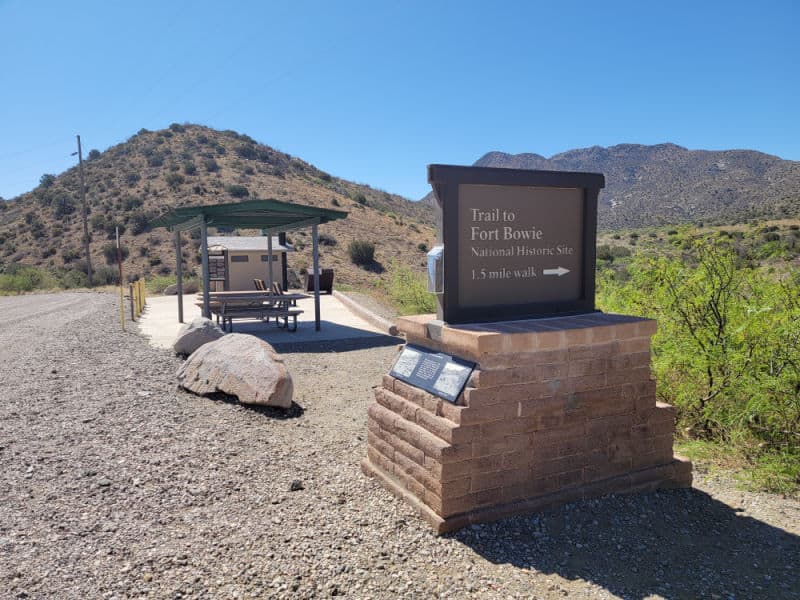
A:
[150,199,348,331]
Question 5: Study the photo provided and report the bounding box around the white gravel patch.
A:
[1,292,798,599]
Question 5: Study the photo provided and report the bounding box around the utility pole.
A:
[75,135,93,287]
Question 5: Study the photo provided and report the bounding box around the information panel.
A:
[390,345,475,404]
[458,184,583,307]
[427,164,604,323]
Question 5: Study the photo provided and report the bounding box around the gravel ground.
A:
[1,292,798,600]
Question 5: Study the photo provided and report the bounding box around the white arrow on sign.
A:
[543,267,570,277]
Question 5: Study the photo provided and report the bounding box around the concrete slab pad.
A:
[138,292,391,350]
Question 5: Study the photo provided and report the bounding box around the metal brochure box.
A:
[427,245,444,294]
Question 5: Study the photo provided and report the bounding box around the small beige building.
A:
[206,236,293,292]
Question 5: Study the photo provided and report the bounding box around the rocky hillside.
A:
[425,144,800,230]
[0,124,436,287]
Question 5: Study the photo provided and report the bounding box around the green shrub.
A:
[90,214,106,231]
[203,158,219,172]
[596,244,632,262]
[597,239,800,464]
[183,161,197,175]
[102,242,129,265]
[61,247,81,263]
[225,184,249,198]
[353,193,368,206]
[754,240,788,259]
[103,221,125,240]
[347,240,375,266]
[147,154,164,167]
[234,144,257,159]
[318,233,337,246]
[60,268,88,289]
[0,266,56,294]
[165,172,184,189]
[92,265,119,285]
[53,195,76,218]
[39,173,56,188]
[123,195,143,211]
[129,211,151,235]
[417,242,428,252]
[147,274,201,294]
[388,265,436,315]
[87,149,101,160]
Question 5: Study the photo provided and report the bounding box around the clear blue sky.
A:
[1,0,797,201]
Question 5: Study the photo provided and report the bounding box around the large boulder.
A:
[173,317,225,356]
[176,334,293,408]
[163,280,199,295]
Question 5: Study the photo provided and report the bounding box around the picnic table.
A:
[196,290,309,332]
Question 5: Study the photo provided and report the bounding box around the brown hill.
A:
[424,144,800,230]
[0,124,436,287]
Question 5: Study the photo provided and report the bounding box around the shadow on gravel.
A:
[272,334,403,354]
[452,488,800,599]
[206,392,305,419]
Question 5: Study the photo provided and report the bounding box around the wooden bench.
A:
[195,291,307,332]
[220,305,303,332]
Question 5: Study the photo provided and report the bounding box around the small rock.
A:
[172,317,225,356]
[290,479,304,492]
[97,478,112,487]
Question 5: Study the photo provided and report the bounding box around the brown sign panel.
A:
[428,165,604,324]
[458,184,584,306]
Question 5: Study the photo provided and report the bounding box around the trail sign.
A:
[427,165,604,324]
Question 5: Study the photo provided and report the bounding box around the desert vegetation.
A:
[597,224,800,493]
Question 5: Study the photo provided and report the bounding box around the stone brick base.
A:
[361,313,692,534]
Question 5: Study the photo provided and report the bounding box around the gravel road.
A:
[1,292,798,599]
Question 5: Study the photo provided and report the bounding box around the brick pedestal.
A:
[361,313,692,534]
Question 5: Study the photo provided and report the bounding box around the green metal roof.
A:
[150,199,348,232]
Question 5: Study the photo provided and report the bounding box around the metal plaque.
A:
[390,345,475,404]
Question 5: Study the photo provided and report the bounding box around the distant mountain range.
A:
[425,144,800,229]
